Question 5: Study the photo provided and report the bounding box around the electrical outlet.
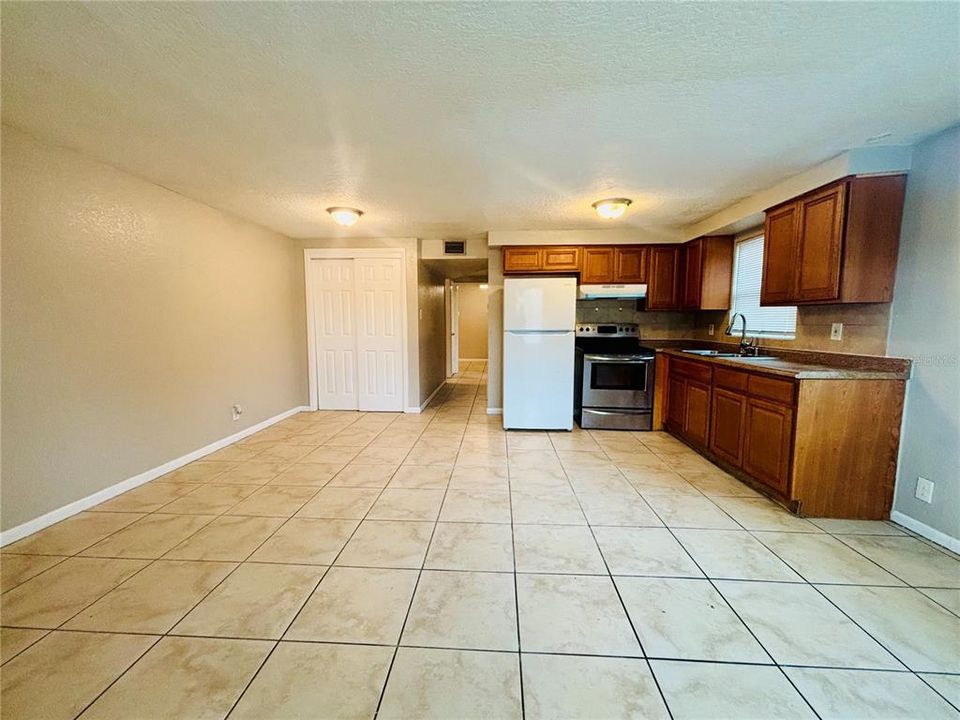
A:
[708,323,715,336]
[830,323,843,341]
[915,476,934,504]
[232,404,243,421]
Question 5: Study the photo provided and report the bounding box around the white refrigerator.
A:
[503,276,576,430]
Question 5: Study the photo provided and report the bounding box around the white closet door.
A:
[354,257,405,411]
[311,258,358,410]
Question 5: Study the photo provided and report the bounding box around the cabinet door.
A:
[647,246,681,310]
[761,203,800,304]
[743,397,793,494]
[581,247,615,283]
[503,247,542,273]
[683,380,711,448]
[614,246,648,283]
[796,183,846,302]
[666,376,686,431]
[710,388,747,467]
[542,246,581,271]
[682,240,703,309]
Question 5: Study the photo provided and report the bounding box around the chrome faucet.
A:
[725,313,757,356]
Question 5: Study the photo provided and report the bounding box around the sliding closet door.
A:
[355,257,405,411]
[310,258,358,409]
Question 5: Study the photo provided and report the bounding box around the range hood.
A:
[577,283,647,300]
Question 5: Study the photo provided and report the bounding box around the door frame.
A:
[304,248,409,412]
[444,279,459,377]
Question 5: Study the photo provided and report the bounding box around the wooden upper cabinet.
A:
[502,245,579,273]
[614,246,648,282]
[682,239,703,309]
[761,175,907,305]
[682,235,734,310]
[761,203,801,305]
[542,246,580,271]
[647,246,682,310]
[581,247,616,283]
[503,247,542,273]
[796,183,845,302]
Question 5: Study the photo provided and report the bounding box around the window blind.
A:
[730,236,797,337]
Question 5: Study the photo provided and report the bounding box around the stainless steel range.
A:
[574,323,656,430]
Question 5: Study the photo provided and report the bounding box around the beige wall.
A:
[486,249,504,411]
[1,126,306,531]
[417,262,447,405]
[457,283,489,359]
[291,237,420,409]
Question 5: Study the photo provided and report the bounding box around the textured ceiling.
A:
[2,2,958,239]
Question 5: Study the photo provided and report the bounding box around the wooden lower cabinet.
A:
[666,376,686,431]
[742,397,793,495]
[684,380,711,448]
[709,388,747,466]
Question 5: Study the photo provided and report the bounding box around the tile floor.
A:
[1,360,958,719]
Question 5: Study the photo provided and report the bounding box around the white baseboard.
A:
[405,381,446,414]
[487,407,503,415]
[890,510,960,554]
[0,405,311,547]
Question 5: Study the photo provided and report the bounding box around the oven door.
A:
[581,354,654,410]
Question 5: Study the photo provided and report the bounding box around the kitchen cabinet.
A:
[542,246,581,271]
[647,246,682,310]
[661,353,906,519]
[503,247,542,273]
[503,246,580,273]
[575,246,650,284]
[682,235,734,310]
[761,174,907,305]
[614,246,648,282]
[580,247,616,283]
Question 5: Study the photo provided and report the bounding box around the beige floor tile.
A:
[594,526,703,577]
[680,469,761,497]
[651,660,815,719]
[249,443,313,464]
[285,566,418,644]
[64,559,235,633]
[838,535,960,587]
[643,494,741,529]
[379,647,522,720]
[404,445,459,466]
[93,482,197,512]
[336,520,434,568]
[447,465,508,490]
[673,529,801,581]
[389,464,452,488]
[808,518,907,535]
[80,636,272,720]
[508,449,563,472]
[3,512,144,556]
[302,446,361,465]
[224,485,318,517]
[0,631,157,720]
[511,487,586,525]
[204,445,263,462]
[549,433,601,452]
[921,673,960,708]
[754,532,905,585]
[159,461,235,483]
[818,584,960,673]
[0,627,48,665]
[516,574,641,655]
[352,444,410,465]
[919,587,960,615]
[425,522,514,572]
[785,667,958,720]
[617,576,767,662]
[711,496,821,532]
[173,562,323,639]
[326,428,382,446]
[439,488,511,523]
[215,461,292,485]
[506,433,554,451]
[514,524,606,574]
[367,488,445,521]
[328,463,399,488]
[1,557,148,628]
[616,454,672,472]
[231,642,394,719]
[163,515,285,561]
[717,580,902,669]
[80,513,214,559]
[1,553,66,591]
[158,483,257,514]
[576,490,663,527]
[295,486,380,519]
[523,653,669,720]
[402,570,518,650]
[249,517,358,564]
[624,468,703,495]
[267,462,341,486]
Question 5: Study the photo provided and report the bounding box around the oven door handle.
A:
[583,355,653,363]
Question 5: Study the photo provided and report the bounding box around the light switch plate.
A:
[830,323,843,341]
[915,476,934,504]
[708,324,715,336]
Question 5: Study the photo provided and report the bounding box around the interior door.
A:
[451,283,460,376]
[311,258,358,410]
[354,257,405,411]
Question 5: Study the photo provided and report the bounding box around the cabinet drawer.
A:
[714,367,749,392]
[670,357,712,384]
[747,374,796,406]
[542,246,580,271]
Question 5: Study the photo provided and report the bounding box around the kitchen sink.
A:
[681,349,778,360]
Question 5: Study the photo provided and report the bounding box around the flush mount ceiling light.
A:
[326,206,363,226]
[592,197,632,220]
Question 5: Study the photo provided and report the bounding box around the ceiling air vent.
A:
[443,240,466,255]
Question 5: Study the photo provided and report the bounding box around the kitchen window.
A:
[730,235,797,338]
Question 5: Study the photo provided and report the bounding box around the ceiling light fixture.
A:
[326,206,364,226]
[592,197,632,220]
